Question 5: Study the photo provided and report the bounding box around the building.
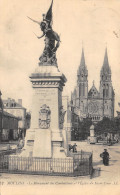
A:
[3,98,26,138]
[0,91,19,141]
[71,48,115,123]
[25,112,31,129]
[116,103,120,118]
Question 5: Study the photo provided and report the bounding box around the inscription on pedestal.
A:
[39,104,51,129]
[35,88,56,96]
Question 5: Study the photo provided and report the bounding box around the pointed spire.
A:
[77,47,87,75]
[103,48,109,67]
[101,48,111,74]
[80,47,85,68]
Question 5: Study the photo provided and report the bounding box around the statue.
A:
[59,106,66,129]
[28,0,60,66]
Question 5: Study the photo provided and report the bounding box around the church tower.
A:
[77,48,88,118]
[99,48,114,118]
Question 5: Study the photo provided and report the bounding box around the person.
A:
[101,149,109,166]
[73,143,77,153]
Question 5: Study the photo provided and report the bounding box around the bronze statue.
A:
[28,0,60,66]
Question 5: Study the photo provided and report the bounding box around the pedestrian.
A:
[100,149,109,166]
[73,143,77,153]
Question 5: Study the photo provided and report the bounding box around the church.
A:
[71,48,115,123]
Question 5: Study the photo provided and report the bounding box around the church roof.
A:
[88,81,99,98]
[101,48,111,75]
[77,48,88,75]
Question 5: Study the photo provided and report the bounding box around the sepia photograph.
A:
[0,0,120,194]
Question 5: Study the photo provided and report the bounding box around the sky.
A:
[0,0,120,115]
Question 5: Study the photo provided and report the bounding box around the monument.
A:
[87,124,97,144]
[22,0,67,158]
[2,1,93,176]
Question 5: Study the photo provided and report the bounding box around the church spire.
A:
[77,48,87,76]
[80,48,85,67]
[101,48,111,75]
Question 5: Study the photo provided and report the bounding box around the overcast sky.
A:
[0,0,120,115]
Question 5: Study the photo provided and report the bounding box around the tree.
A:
[72,117,92,140]
[95,117,116,136]
[78,117,92,139]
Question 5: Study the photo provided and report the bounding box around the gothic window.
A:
[103,89,105,98]
[83,83,85,96]
[106,89,108,97]
[79,84,81,96]
[81,84,83,96]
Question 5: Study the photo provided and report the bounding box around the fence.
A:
[69,151,93,176]
[0,152,93,176]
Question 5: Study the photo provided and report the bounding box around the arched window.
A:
[83,83,85,96]
[79,84,81,96]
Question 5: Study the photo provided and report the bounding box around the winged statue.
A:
[28,0,60,66]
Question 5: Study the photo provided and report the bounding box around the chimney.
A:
[18,99,22,106]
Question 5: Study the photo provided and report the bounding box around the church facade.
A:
[71,48,115,123]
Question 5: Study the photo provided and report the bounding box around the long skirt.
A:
[103,157,109,166]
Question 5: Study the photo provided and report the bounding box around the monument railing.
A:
[0,153,93,177]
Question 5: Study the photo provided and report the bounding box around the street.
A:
[0,141,120,185]
[71,141,120,183]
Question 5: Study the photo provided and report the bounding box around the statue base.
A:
[21,127,67,158]
[87,136,97,144]
[20,65,68,159]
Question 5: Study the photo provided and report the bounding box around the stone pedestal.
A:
[22,65,67,158]
[87,124,97,144]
